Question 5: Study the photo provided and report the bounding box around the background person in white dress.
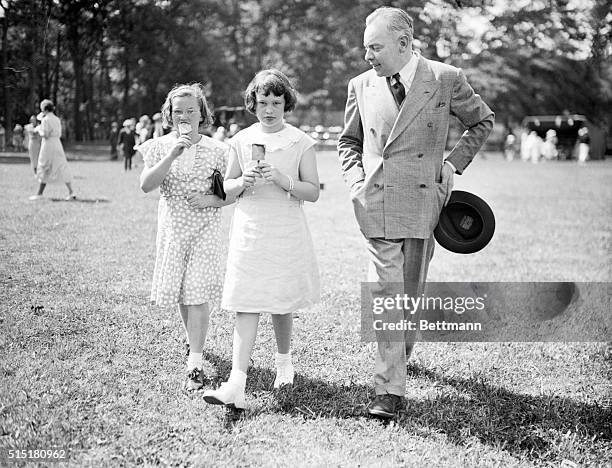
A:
[541,129,558,160]
[29,100,75,201]
[204,69,320,410]
[24,115,42,174]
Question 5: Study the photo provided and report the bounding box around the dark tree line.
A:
[1,0,610,142]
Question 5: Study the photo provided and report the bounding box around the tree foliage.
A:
[0,0,609,141]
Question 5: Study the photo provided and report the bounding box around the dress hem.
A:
[220,299,319,314]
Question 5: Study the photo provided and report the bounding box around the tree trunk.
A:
[122,54,130,118]
[99,42,113,121]
[52,33,60,105]
[1,3,11,143]
[65,17,84,141]
[27,17,39,115]
[42,26,50,98]
[86,65,94,140]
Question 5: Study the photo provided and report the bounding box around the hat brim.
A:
[434,190,495,254]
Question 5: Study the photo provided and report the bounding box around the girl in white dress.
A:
[139,84,234,391]
[24,115,42,174]
[28,100,75,201]
[204,69,320,410]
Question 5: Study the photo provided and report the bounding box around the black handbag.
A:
[211,169,226,200]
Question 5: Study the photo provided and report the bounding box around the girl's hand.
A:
[169,134,192,159]
[240,166,260,189]
[186,192,218,209]
[258,162,284,185]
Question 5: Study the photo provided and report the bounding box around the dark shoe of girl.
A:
[184,368,206,392]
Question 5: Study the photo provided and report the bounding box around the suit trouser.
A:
[365,236,434,397]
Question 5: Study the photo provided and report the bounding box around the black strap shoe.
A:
[367,394,404,419]
[184,368,206,392]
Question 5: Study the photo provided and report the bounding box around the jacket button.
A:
[427,122,433,128]
[383,153,389,160]
[417,153,424,158]
[373,183,381,189]
[419,183,427,188]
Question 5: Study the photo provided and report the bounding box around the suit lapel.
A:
[385,57,440,149]
[365,76,397,130]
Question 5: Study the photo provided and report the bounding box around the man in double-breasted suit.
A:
[338,6,494,419]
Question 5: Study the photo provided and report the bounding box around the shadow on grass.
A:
[50,197,110,203]
[204,352,611,461]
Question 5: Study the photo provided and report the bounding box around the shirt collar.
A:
[395,51,419,86]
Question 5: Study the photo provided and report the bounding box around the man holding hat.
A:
[338,6,494,419]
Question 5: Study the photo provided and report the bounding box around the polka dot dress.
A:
[138,133,228,308]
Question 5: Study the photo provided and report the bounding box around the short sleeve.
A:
[296,133,317,165]
[137,138,164,168]
[218,144,230,174]
[301,133,318,153]
[227,136,245,171]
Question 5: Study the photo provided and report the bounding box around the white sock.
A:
[275,352,292,369]
[187,352,203,370]
[227,369,247,389]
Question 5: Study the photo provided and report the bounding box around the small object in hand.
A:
[251,143,265,162]
[178,122,192,135]
[211,169,226,200]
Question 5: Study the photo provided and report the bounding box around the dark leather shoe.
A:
[367,394,404,419]
[184,368,206,392]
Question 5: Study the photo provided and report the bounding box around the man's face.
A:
[363,19,405,77]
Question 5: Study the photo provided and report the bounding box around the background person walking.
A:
[29,99,75,201]
[24,115,42,174]
[577,127,590,165]
[118,119,137,171]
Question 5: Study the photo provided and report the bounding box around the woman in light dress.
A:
[24,115,42,174]
[28,100,75,201]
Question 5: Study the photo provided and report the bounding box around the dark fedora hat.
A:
[434,190,495,254]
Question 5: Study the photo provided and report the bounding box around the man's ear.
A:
[399,35,410,52]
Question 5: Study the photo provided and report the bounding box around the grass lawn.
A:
[1,152,611,466]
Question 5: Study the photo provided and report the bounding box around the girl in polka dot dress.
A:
[138,84,233,392]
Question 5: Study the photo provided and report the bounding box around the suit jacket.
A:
[338,54,494,239]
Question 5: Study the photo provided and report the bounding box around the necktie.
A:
[387,73,406,107]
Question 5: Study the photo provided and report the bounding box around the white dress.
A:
[36,113,72,184]
[24,123,41,173]
[221,123,320,314]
